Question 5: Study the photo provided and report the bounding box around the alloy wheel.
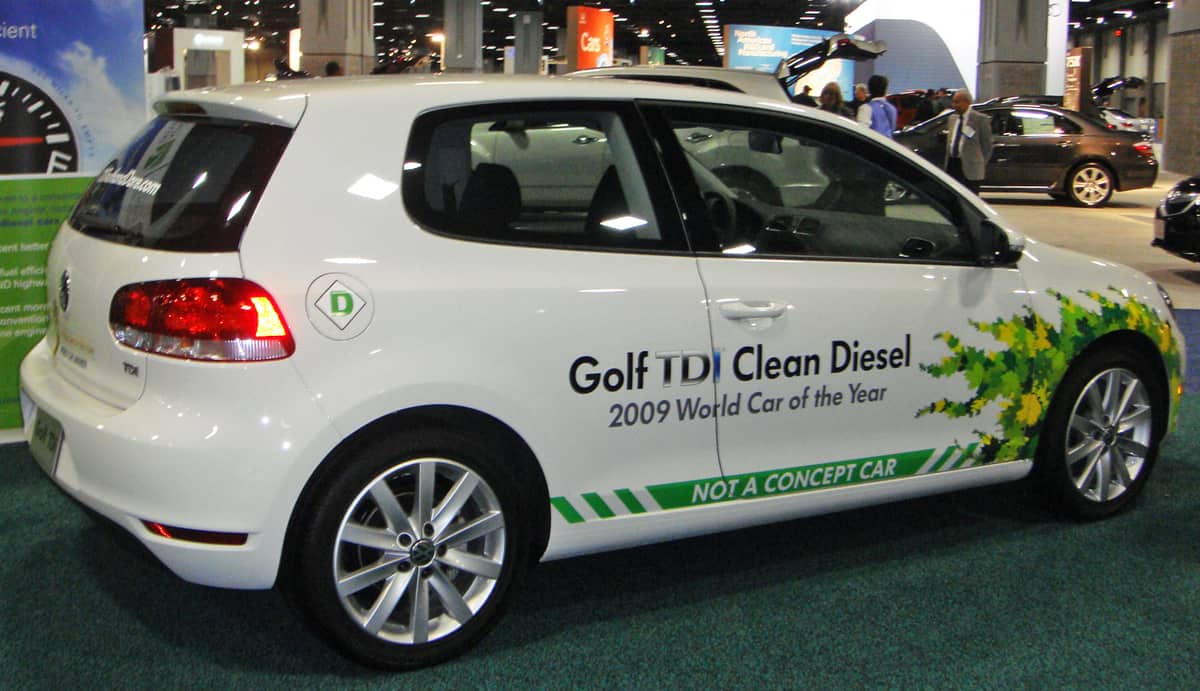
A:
[1070,165,1111,206]
[1064,368,1152,503]
[332,458,507,645]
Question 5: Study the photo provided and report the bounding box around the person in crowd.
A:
[936,88,953,113]
[857,74,898,138]
[324,60,343,77]
[943,88,993,194]
[793,84,817,106]
[914,89,936,123]
[818,81,853,119]
[848,83,869,116]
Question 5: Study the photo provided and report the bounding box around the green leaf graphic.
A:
[917,288,1182,464]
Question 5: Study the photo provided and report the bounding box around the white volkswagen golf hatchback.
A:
[20,75,1184,669]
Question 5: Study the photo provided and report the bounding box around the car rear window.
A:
[69,115,291,252]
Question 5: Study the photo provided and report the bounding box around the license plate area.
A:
[28,407,64,476]
[1154,217,1165,241]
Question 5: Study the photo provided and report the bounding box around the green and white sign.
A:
[305,273,374,340]
[0,175,90,428]
[1,0,145,429]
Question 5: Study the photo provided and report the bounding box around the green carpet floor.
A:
[3,399,1199,688]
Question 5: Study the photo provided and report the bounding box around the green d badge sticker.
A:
[305,273,374,340]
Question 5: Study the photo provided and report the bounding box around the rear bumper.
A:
[19,338,340,589]
[1117,161,1158,191]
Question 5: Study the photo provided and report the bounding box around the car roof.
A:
[158,73,807,126]
[156,72,952,187]
[567,65,788,101]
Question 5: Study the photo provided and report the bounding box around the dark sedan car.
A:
[1153,176,1200,260]
[895,104,1158,207]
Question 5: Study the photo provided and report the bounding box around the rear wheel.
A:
[293,429,525,669]
[1065,162,1114,207]
[1035,346,1164,519]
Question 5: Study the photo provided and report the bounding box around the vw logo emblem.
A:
[58,270,70,313]
[409,539,437,567]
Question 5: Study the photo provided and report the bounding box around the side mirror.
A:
[977,220,1024,266]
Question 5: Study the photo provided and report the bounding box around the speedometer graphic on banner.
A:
[0,70,80,175]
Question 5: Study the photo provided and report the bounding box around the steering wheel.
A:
[702,192,737,241]
[683,152,739,244]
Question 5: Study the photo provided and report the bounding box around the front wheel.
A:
[1035,347,1164,519]
[292,429,526,669]
[1065,162,1114,207]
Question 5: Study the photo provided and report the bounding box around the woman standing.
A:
[819,82,854,119]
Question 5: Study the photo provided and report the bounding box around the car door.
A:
[642,102,1031,507]
[986,107,1080,188]
[397,101,720,531]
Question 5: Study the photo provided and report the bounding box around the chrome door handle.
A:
[719,301,787,320]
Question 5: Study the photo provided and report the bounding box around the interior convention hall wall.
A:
[0,1,145,431]
[846,0,1068,94]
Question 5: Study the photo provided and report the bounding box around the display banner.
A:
[0,0,145,429]
[1063,46,1093,113]
[723,25,850,98]
[566,6,613,71]
[640,46,666,66]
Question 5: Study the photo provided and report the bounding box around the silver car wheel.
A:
[1065,368,1152,503]
[1070,164,1112,206]
[333,458,507,645]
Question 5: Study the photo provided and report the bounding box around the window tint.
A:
[404,105,679,251]
[70,116,291,252]
[660,108,972,262]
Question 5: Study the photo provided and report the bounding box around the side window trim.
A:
[401,99,692,255]
[638,101,981,264]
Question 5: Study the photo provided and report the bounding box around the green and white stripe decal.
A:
[551,444,984,524]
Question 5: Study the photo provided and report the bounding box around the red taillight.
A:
[109,278,294,361]
[1133,141,1154,157]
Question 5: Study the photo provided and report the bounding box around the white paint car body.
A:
[19,75,1184,668]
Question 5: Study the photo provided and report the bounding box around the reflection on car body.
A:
[895,103,1157,207]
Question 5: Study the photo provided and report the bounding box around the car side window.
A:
[658,108,973,262]
[1012,109,1080,135]
[403,104,681,251]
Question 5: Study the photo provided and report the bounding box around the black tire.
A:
[291,428,526,669]
[1065,162,1114,207]
[1034,346,1165,519]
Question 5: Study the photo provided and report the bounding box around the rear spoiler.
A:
[156,88,307,128]
[773,33,887,89]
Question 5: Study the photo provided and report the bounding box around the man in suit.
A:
[944,89,993,194]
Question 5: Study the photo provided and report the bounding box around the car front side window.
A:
[651,105,973,263]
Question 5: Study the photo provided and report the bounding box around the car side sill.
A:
[542,460,1033,561]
